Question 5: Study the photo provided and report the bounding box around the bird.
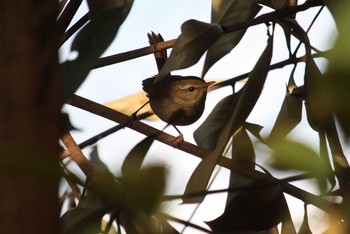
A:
[141,75,214,142]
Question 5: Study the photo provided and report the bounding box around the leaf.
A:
[268,67,302,141]
[193,93,239,150]
[207,178,288,232]
[304,57,326,132]
[202,0,261,76]
[61,192,112,234]
[122,166,166,214]
[121,135,156,176]
[269,139,329,179]
[227,127,256,205]
[62,1,133,100]
[156,20,223,83]
[323,1,350,139]
[183,36,273,203]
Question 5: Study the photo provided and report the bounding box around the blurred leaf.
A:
[62,1,133,100]
[268,67,302,141]
[207,178,288,232]
[323,1,350,139]
[104,91,158,121]
[61,192,111,234]
[156,19,223,82]
[202,0,261,76]
[90,146,116,180]
[122,166,166,214]
[121,135,156,176]
[269,139,329,179]
[194,93,239,150]
[184,36,273,203]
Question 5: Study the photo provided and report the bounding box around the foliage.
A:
[57,0,350,233]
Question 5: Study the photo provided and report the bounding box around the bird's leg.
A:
[171,125,184,145]
[124,101,149,127]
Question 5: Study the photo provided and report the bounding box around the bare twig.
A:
[57,0,83,35]
[91,1,323,69]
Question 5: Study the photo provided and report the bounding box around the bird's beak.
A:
[205,81,215,87]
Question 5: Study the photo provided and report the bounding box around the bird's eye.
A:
[188,87,195,92]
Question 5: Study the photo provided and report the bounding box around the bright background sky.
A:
[60,1,340,233]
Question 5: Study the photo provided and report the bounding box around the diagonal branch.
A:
[66,94,335,212]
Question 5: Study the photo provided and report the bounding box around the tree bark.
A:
[0,0,61,233]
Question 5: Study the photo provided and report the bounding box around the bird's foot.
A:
[171,133,184,146]
[123,112,138,128]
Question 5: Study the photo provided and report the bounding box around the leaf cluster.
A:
[57,0,350,233]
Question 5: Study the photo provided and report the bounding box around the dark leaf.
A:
[156,20,223,82]
[184,36,273,203]
[304,57,325,132]
[122,166,166,214]
[62,1,133,100]
[121,135,156,176]
[61,192,111,234]
[277,18,312,51]
[227,127,256,205]
[268,67,302,141]
[207,178,288,232]
[202,0,262,76]
[319,131,336,190]
[194,93,239,150]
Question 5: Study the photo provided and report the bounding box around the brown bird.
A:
[142,75,214,142]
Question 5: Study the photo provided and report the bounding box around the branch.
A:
[92,0,323,69]
[57,0,83,35]
[66,94,335,212]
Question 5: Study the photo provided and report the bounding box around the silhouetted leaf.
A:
[156,20,223,82]
[194,93,239,150]
[62,1,133,100]
[121,135,156,176]
[277,18,312,51]
[227,127,256,204]
[202,0,261,76]
[207,178,288,232]
[61,192,112,234]
[183,36,273,203]
[304,57,325,132]
[268,67,302,141]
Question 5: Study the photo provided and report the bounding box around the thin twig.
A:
[163,213,213,234]
[60,12,90,46]
[91,1,323,69]
[57,0,83,35]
